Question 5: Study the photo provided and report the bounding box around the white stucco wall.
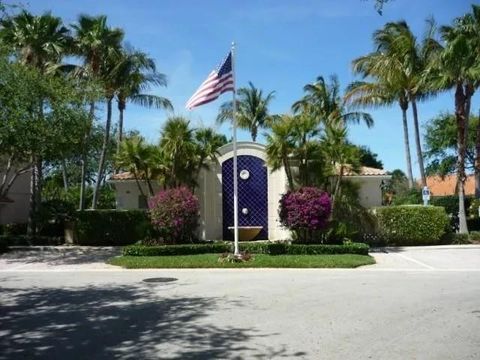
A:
[348,176,386,208]
[0,171,31,225]
[203,142,290,241]
[111,143,387,241]
[113,181,161,210]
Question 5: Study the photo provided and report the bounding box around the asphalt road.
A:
[1,246,480,359]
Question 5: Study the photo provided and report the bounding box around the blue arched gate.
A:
[222,155,268,240]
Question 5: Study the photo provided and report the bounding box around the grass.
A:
[108,253,375,269]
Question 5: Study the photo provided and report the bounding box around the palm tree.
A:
[370,21,438,187]
[292,75,374,129]
[347,51,415,188]
[0,11,71,72]
[159,117,196,188]
[192,128,227,187]
[114,47,173,153]
[427,10,480,233]
[321,125,360,209]
[115,135,156,196]
[217,82,275,142]
[72,14,124,210]
[455,5,480,197]
[265,115,296,190]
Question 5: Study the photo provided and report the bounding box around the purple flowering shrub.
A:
[148,187,199,244]
[279,187,332,242]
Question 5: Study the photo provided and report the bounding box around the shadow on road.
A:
[0,283,306,359]
[0,248,121,266]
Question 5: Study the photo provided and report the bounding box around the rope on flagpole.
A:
[231,41,240,256]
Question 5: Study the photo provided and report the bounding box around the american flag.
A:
[186,51,234,110]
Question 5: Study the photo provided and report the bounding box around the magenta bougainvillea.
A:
[148,187,199,243]
[279,187,332,231]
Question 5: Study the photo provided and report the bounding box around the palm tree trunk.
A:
[62,158,69,191]
[331,165,344,212]
[117,102,125,155]
[27,157,37,237]
[92,97,113,209]
[411,98,426,187]
[455,83,468,234]
[79,102,95,210]
[283,155,294,190]
[400,105,414,188]
[475,109,480,198]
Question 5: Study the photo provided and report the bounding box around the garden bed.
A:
[122,242,370,256]
[108,254,375,269]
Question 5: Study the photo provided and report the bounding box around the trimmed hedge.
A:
[74,210,153,246]
[375,205,449,246]
[123,242,369,256]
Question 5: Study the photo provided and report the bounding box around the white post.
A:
[231,42,240,256]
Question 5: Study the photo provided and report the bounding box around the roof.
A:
[342,166,389,177]
[110,172,136,181]
[425,174,475,196]
[110,165,390,182]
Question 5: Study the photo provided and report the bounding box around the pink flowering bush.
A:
[279,187,332,242]
[148,187,199,244]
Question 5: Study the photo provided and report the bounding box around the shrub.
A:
[123,243,230,256]
[468,231,480,242]
[74,210,152,246]
[0,236,8,253]
[122,242,369,256]
[1,223,27,236]
[375,205,449,246]
[279,187,332,242]
[391,187,422,205]
[148,187,199,244]
[466,217,480,231]
[35,199,75,237]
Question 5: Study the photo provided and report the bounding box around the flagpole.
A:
[231,41,240,256]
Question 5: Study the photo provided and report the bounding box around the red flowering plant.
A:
[148,187,200,244]
[279,187,332,243]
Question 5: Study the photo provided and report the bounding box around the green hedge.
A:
[123,242,369,256]
[430,195,473,215]
[74,210,153,246]
[375,205,449,246]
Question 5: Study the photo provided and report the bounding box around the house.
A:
[425,174,475,196]
[110,142,391,241]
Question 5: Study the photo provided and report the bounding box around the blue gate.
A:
[222,155,268,240]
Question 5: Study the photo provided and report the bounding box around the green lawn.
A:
[108,254,375,269]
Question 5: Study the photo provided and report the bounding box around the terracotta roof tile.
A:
[110,172,136,181]
[342,166,389,176]
[425,174,475,196]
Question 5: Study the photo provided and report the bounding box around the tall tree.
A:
[72,14,123,209]
[370,21,438,187]
[159,117,196,188]
[0,11,71,234]
[293,75,374,129]
[347,53,415,188]
[427,11,480,233]
[217,82,275,142]
[114,47,173,153]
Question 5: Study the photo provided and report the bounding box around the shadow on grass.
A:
[0,283,306,359]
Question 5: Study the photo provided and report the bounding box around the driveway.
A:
[0,245,479,359]
[370,245,480,271]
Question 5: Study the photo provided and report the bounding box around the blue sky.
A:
[18,0,477,176]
